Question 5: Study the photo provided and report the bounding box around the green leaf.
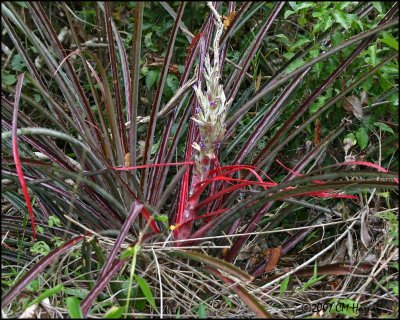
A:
[15,1,28,8]
[285,59,306,75]
[34,93,42,103]
[146,69,159,90]
[380,33,398,51]
[27,284,64,307]
[197,303,207,319]
[283,52,295,60]
[2,73,17,85]
[48,215,62,227]
[368,44,377,67]
[356,127,369,150]
[313,260,318,276]
[361,76,374,92]
[331,31,344,47]
[120,246,135,260]
[298,274,325,293]
[380,64,399,76]
[144,32,157,52]
[279,276,290,296]
[343,133,357,146]
[388,93,398,107]
[372,2,383,14]
[154,214,169,223]
[333,11,350,30]
[284,10,295,19]
[36,225,44,235]
[337,2,353,10]
[223,296,233,308]
[295,2,313,11]
[26,279,41,292]
[309,95,328,115]
[64,288,90,299]
[288,2,297,11]
[387,281,398,295]
[134,275,157,310]
[178,65,185,74]
[321,16,334,32]
[30,241,51,256]
[66,296,83,319]
[104,306,125,319]
[290,38,311,51]
[11,54,25,72]
[166,74,179,93]
[353,18,364,31]
[373,122,394,135]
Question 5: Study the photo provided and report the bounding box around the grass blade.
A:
[167,250,254,283]
[66,296,84,319]
[27,284,64,308]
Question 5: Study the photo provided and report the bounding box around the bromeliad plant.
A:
[1,1,398,317]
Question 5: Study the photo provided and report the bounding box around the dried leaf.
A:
[222,11,236,30]
[346,231,354,263]
[124,152,130,167]
[343,133,357,155]
[360,209,371,248]
[360,90,368,106]
[236,250,252,261]
[363,253,378,263]
[343,95,363,119]
[237,244,262,261]
[331,239,348,264]
[168,64,181,76]
[138,141,146,159]
[255,72,262,92]
[314,118,321,146]
[19,304,38,318]
[264,246,282,272]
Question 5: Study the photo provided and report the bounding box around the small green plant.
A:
[279,275,290,297]
[26,284,64,308]
[30,241,51,256]
[296,262,325,293]
[196,302,207,319]
[104,306,125,319]
[48,215,62,228]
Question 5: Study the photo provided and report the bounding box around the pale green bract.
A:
[192,3,232,182]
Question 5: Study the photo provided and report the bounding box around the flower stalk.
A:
[173,2,232,240]
[192,2,232,185]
